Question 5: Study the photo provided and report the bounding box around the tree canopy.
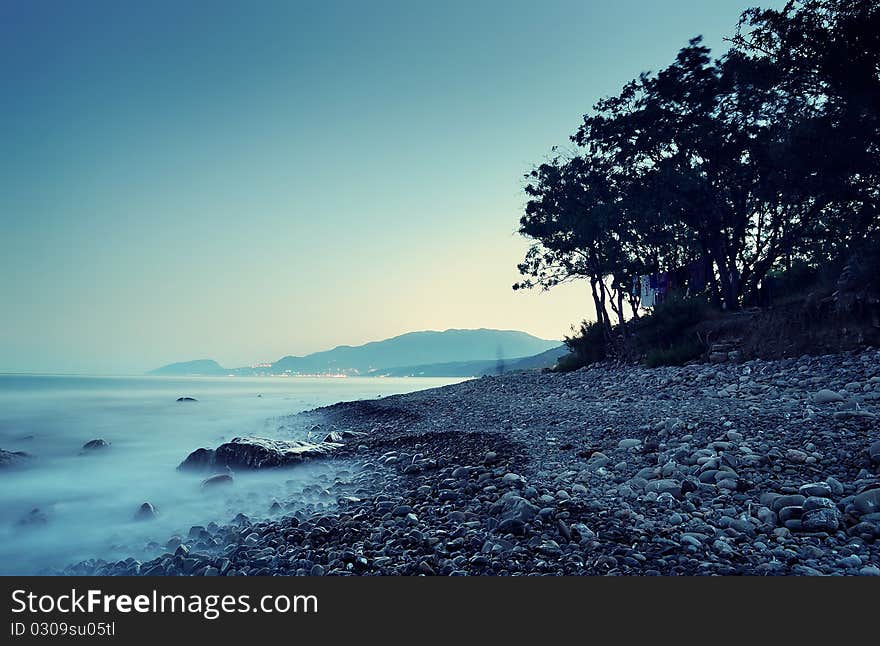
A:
[516,0,880,336]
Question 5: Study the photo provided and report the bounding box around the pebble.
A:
[62,348,880,577]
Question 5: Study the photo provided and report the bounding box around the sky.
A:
[0,0,784,374]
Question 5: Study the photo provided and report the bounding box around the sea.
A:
[0,374,463,575]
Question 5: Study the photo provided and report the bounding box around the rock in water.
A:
[134,502,158,521]
[179,436,341,471]
[82,439,110,451]
[17,508,48,527]
[177,397,197,402]
[201,474,234,489]
[178,447,215,471]
[0,449,33,469]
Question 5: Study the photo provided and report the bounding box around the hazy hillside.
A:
[372,345,569,377]
[271,329,560,375]
[149,359,227,376]
[149,330,561,377]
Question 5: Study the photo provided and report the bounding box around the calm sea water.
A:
[0,374,462,575]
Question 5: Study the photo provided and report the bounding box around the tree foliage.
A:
[516,0,880,336]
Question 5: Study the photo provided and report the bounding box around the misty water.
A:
[0,374,462,575]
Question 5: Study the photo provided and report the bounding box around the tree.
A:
[574,38,835,308]
[730,0,880,262]
[514,154,628,336]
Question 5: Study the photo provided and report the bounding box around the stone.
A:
[826,477,844,496]
[869,440,880,464]
[0,449,32,469]
[801,508,838,532]
[813,389,844,404]
[618,439,642,449]
[785,449,808,464]
[802,496,836,511]
[853,489,880,515]
[201,474,234,488]
[502,473,524,487]
[17,508,48,527]
[778,506,804,523]
[570,523,595,541]
[645,479,682,498]
[799,482,833,498]
[771,494,807,512]
[179,436,340,471]
[491,493,539,524]
[134,502,157,521]
[82,439,110,451]
[837,555,862,569]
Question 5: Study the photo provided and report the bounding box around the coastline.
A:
[67,349,880,576]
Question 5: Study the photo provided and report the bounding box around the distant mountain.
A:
[149,359,227,376]
[271,329,560,375]
[148,329,562,377]
[372,344,570,377]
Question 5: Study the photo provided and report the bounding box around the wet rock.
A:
[18,508,48,527]
[179,437,340,471]
[134,502,157,521]
[0,449,32,469]
[201,474,234,489]
[82,439,110,451]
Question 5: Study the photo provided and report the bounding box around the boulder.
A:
[82,439,110,451]
[0,449,32,469]
[179,436,341,471]
[134,502,157,521]
[201,474,234,489]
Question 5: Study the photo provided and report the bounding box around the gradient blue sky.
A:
[0,0,783,374]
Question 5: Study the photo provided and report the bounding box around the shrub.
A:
[644,339,705,368]
[633,295,712,351]
[631,294,714,366]
[553,320,607,372]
